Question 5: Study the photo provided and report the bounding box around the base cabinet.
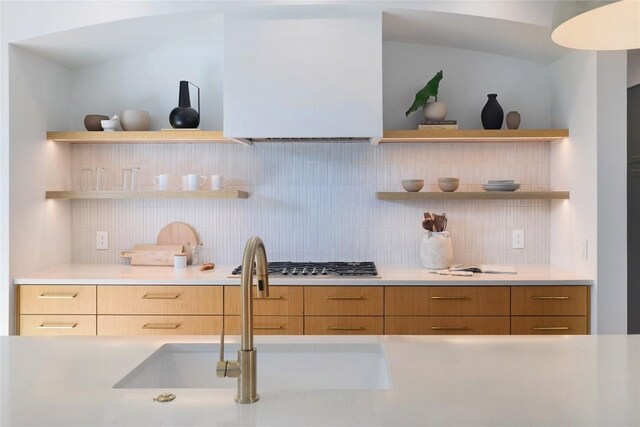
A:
[305,316,384,335]
[224,315,303,335]
[511,316,588,335]
[97,315,222,336]
[19,315,97,336]
[386,316,510,335]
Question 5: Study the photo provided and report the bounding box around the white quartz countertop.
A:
[1,334,637,426]
[13,264,593,286]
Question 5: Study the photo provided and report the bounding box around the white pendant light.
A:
[552,0,640,50]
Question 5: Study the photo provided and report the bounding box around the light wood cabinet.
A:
[511,286,588,316]
[304,286,383,316]
[224,286,303,315]
[19,314,97,336]
[97,286,222,315]
[224,315,303,335]
[304,316,384,335]
[511,316,588,335]
[19,285,96,314]
[385,286,510,316]
[97,315,222,335]
[385,316,510,335]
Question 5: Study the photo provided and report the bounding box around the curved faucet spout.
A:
[240,236,270,351]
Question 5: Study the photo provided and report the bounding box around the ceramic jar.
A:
[169,81,200,129]
[423,101,448,121]
[84,114,109,131]
[420,231,453,270]
[481,94,504,129]
[506,111,521,129]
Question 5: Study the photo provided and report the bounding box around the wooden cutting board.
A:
[156,222,199,264]
[120,245,183,266]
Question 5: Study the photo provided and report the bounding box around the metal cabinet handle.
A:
[260,296,283,300]
[141,294,180,299]
[429,326,469,331]
[37,293,78,299]
[326,296,364,300]
[532,296,569,300]
[254,325,284,330]
[327,326,365,331]
[38,323,78,329]
[142,323,181,329]
[532,326,570,331]
[429,296,469,300]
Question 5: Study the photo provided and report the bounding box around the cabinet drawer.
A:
[511,286,588,315]
[19,285,96,314]
[385,287,510,316]
[304,316,383,335]
[304,287,383,316]
[97,286,222,315]
[224,286,303,315]
[385,316,510,335]
[19,315,96,336]
[224,315,303,335]
[511,316,588,335]
[97,315,222,335]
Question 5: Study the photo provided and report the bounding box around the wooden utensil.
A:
[156,222,199,264]
[119,244,183,266]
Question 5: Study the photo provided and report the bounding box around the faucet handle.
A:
[216,329,241,378]
[219,328,225,362]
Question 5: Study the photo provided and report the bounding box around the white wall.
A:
[628,49,640,88]
[7,46,72,335]
[596,51,627,334]
[383,41,552,130]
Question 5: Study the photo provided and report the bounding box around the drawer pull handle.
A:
[327,326,365,331]
[532,296,569,300]
[254,326,284,330]
[532,326,570,331]
[142,294,180,300]
[142,323,181,329]
[261,296,283,300]
[38,323,78,329]
[430,296,469,300]
[326,296,364,300]
[429,326,469,331]
[37,293,78,299]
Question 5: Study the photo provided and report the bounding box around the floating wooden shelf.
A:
[45,190,249,200]
[377,191,570,201]
[376,129,569,144]
[45,130,250,145]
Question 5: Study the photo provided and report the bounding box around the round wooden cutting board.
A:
[156,222,199,264]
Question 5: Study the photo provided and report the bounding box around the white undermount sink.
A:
[114,343,392,390]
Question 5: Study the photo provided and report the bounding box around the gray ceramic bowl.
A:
[84,114,109,131]
[437,178,460,192]
[402,179,424,192]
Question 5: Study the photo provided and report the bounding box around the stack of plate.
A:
[482,180,520,192]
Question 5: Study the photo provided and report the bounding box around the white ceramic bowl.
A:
[119,109,151,131]
[100,119,118,132]
[437,178,459,192]
[402,179,424,192]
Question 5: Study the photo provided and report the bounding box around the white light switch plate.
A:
[96,231,109,250]
[581,239,588,261]
[512,229,525,249]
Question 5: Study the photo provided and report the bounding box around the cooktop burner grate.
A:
[231,262,378,277]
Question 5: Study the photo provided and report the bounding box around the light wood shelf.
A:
[45,190,249,200]
[46,130,241,144]
[377,129,569,144]
[377,191,570,201]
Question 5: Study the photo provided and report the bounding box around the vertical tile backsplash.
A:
[69,142,550,266]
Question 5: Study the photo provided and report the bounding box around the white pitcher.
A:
[420,231,453,270]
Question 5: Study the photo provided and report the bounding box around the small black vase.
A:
[169,81,200,128]
[481,94,504,130]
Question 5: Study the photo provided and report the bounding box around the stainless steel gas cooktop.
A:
[230,262,379,278]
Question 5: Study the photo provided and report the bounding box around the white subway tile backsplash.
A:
[69,141,551,267]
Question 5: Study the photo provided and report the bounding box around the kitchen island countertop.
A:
[13,263,593,286]
[1,334,637,426]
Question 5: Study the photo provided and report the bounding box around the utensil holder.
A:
[420,231,453,270]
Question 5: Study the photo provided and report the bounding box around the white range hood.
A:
[223,7,383,144]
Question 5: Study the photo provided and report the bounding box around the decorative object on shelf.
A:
[169,80,200,129]
[153,174,171,191]
[405,70,447,121]
[84,114,109,131]
[402,179,424,192]
[481,94,504,129]
[417,119,457,130]
[420,212,452,270]
[119,109,151,131]
[100,115,120,132]
[506,111,521,129]
[482,180,520,192]
[437,177,460,192]
[210,175,229,191]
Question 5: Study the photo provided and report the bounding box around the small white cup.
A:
[174,253,187,269]
[153,174,170,191]
[187,174,206,191]
[210,175,229,191]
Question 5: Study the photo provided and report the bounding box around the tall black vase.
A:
[481,94,504,130]
[169,81,200,128]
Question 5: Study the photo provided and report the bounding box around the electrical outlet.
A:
[512,229,525,249]
[96,231,109,250]
[581,239,589,261]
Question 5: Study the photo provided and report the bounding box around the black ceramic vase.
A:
[169,81,200,128]
[481,94,504,129]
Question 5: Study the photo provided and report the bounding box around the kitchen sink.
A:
[114,342,392,390]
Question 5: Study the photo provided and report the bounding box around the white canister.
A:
[174,253,187,269]
[420,231,453,270]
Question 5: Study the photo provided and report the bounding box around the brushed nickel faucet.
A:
[217,236,269,404]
